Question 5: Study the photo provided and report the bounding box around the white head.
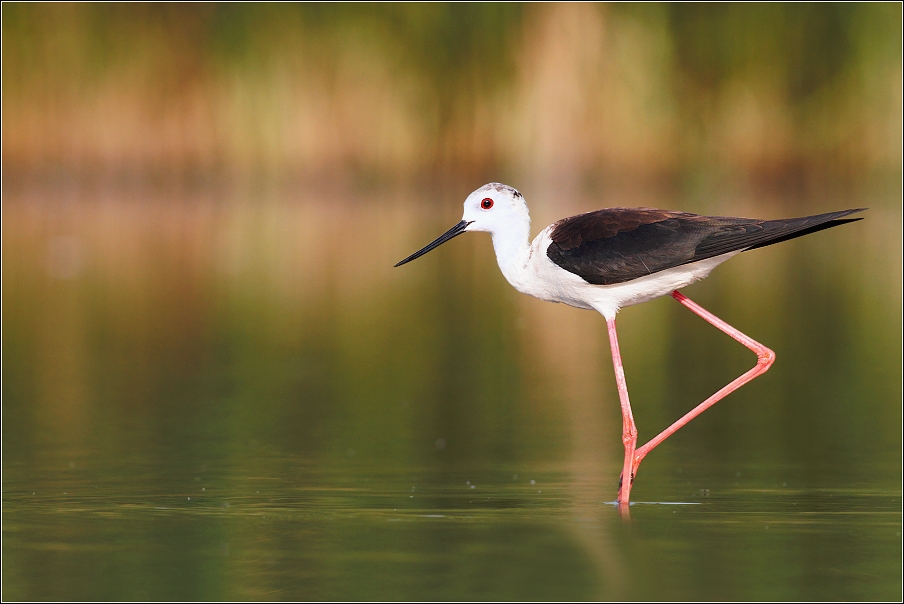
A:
[461,183,531,235]
[395,183,531,267]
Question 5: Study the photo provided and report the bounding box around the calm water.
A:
[2,186,902,600]
[3,451,900,600]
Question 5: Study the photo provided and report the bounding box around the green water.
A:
[2,186,901,600]
[2,452,900,600]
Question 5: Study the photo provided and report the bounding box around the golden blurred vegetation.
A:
[3,3,900,197]
[2,4,901,463]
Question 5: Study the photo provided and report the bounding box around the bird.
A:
[395,182,864,505]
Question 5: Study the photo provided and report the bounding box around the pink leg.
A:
[611,290,776,504]
[606,318,638,505]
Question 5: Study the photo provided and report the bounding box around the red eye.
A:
[481,198,494,210]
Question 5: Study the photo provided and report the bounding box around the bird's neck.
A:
[490,222,532,292]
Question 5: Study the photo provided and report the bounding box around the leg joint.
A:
[757,346,776,369]
[622,428,637,447]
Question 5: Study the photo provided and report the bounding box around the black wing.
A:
[546,207,865,286]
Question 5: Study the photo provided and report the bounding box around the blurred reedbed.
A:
[2,3,900,200]
[2,0,901,477]
[3,4,901,443]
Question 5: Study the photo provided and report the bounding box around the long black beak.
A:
[394,220,472,267]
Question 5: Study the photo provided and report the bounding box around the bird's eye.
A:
[481,198,494,210]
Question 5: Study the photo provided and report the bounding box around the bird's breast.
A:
[511,229,597,310]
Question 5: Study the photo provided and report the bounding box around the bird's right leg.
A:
[606,318,637,506]
[628,290,776,478]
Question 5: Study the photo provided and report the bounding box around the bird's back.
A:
[546,207,865,286]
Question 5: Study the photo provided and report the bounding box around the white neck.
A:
[490,220,532,293]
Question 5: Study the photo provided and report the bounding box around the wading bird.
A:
[395,183,863,505]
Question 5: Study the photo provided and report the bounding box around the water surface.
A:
[3,448,900,601]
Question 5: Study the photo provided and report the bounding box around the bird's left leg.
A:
[628,290,776,480]
[606,318,638,505]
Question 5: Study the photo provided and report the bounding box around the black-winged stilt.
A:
[395,183,864,505]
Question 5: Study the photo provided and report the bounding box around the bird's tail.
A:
[692,208,867,260]
[745,208,866,251]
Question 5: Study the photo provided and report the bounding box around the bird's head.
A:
[461,183,530,235]
[395,183,530,267]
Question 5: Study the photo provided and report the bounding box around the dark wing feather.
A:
[693,211,864,257]
[546,207,865,286]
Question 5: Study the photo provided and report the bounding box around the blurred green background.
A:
[2,3,901,601]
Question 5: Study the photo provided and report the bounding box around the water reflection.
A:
[2,184,901,600]
[3,446,900,600]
